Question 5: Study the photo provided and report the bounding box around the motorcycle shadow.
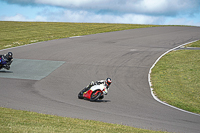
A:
[0,70,13,73]
[95,99,111,103]
[84,98,111,103]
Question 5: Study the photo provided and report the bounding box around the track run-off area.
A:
[0,26,200,133]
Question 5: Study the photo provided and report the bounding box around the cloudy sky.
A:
[0,0,200,26]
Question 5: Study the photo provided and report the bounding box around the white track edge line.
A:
[148,40,200,116]
[0,42,39,52]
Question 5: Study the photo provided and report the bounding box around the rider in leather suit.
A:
[84,78,112,97]
[0,52,13,70]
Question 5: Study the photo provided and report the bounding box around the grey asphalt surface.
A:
[0,26,200,133]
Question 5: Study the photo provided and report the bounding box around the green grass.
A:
[0,21,162,50]
[151,40,200,114]
[185,40,200,47]
[0,107,168,133]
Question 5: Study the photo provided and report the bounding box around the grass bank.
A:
[0,107,168,133]
[185,40,200,47]
[0,21,162,50]
[151,40,200,114]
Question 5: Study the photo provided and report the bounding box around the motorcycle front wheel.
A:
[78,89,85,99]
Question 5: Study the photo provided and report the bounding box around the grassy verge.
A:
[0,107,168,133]
[0,21,162,50]
[185,40,200,47]
[151,40,200,114]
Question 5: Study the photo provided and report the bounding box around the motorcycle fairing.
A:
[90,84,105,91]
[0,57,7,65]
[83,84,105,99]
[83,90,93,99]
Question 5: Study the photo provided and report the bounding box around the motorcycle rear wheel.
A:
[90,91,102,101]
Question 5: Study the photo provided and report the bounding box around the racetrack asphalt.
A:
[0,26,200,133]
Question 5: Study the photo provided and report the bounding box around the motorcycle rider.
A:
[0,52,13,70]
[83,78,112,97]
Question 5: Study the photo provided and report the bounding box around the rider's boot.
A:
[99,95,104,100]
[4,65,10,70]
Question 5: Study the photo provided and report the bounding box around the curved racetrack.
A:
[0,26,200,133]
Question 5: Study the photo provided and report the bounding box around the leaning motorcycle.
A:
[78,84,107,101]
[0,57,10,70]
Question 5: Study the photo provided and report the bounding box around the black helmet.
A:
[7,52,13,59]
[106,78,112,86]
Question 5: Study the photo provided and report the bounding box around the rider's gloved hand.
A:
[90,81,95,86]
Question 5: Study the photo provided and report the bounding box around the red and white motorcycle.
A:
[78,84,107,101]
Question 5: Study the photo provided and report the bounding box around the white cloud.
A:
[2,0,200,16]
[1,14,27,21]
[35,9,165,24]
[0,14,47,22]
[34,15,47,21]
[35,0,98,7]
[166,18,200,26]
[1,0,200,26]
